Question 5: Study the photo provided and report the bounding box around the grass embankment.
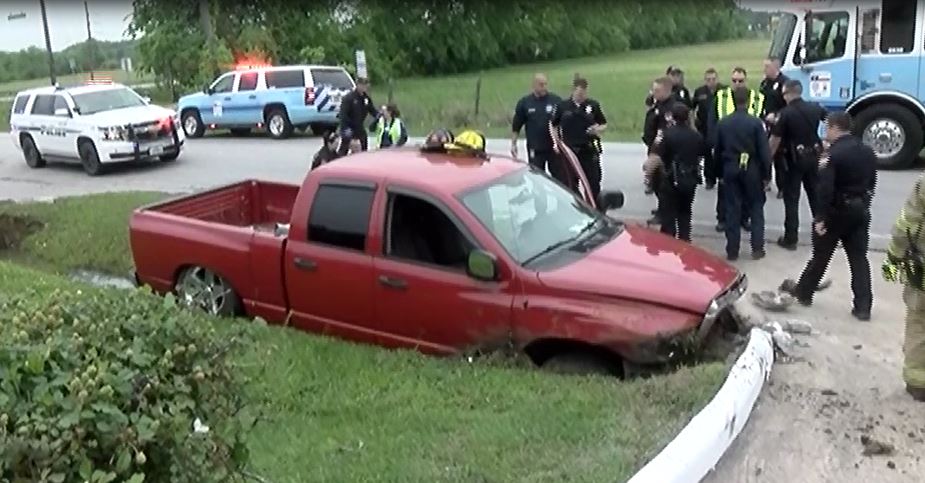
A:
[0,192,727,481]
[2,39,766,139]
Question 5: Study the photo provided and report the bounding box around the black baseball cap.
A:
[667,65,684,75]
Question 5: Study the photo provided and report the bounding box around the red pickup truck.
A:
[130,146,745,373]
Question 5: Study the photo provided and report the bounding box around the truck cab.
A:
[748,0,925,168]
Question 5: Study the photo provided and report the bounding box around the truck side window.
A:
[12,95,29,114]
[881,0,915,54]
[801,11,849,64]
[308,184,374,251]
[211,74,234,94]
[238,71,258,91]
[266,70,305,89]
[384,193,474,270]
[30,95,55,115]
[860,9,881,54]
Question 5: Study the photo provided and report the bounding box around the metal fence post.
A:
[474,76,482,117]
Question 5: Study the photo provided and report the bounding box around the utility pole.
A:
[199,0,214,41]
[39,0,56,85]
[84,1,94,80]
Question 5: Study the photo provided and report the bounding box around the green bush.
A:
[0,287,252,482]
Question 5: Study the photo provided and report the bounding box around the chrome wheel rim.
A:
[176,267,232,315]
[183,116,199,135]
[862,118,905,158]
[269,115,285,136]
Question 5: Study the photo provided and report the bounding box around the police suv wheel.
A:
[854,103,923,170]
[21,134,46,169]
[78,141,105,176]
[182,110,205,139]
[266,109,293,140]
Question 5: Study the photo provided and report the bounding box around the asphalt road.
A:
[0,132,919,250]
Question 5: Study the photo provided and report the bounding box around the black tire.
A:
[265,108,293,140]
[230,128,251,137]
[181,109,205,138]
[853,103,923,170]
[541,352,620,377]
[21,134,46,169]
[159,151,180,162]
[78,140,106,176]
[174,266,242,317]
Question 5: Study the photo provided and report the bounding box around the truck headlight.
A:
[100,126,128,141]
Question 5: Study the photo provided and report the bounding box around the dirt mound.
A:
[0,213,43,250]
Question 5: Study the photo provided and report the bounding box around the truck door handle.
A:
[378,275,407,290]
[293,257,317,271]
[224,96,232,101]
[248,95,257,99]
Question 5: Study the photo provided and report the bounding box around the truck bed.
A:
[148,180,299,228]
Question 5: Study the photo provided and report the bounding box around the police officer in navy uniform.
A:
[694,68,725,191]
[782,112,876,320]
[337,77,378,156]
[512,73,564,183]
[760,57,791,198]
[646,65,693,109]
[770,79,828,250]
[714,87,772,261]
[551,77,608,198]
[656,103,707,242]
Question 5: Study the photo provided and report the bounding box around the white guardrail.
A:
[628,328,775,483]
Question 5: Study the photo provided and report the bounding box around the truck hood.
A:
[82,105,176,127]
[536,225,739,314]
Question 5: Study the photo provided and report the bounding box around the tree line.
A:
[130,0,748,97]
[0,40,137,84]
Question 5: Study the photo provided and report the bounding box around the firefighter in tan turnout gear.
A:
[884,176,925,402]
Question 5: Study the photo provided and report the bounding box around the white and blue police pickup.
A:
[8,83,184,176]
[176,64,355,140]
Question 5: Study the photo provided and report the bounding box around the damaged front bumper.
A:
[625,274,749,365]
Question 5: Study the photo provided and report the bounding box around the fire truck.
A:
[744,0,925,169]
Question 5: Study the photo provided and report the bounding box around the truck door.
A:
[225,70,262,126]
[284,182,379,341]
[200,73,235,127]
[855,1,920,99]
[371,189,514,355]
[791,9,854,108]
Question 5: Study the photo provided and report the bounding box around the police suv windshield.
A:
[461,167,610,265]
[769,13,797,62]
[71,87,146,115]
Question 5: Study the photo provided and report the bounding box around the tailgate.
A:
[141,180,299,227]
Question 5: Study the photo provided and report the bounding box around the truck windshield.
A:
[461,168,608,265]
[71,88,146,115]
[769,13,798,61]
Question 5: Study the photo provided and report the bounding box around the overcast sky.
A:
[1,0,133,52]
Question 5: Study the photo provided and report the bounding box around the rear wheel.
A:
[854,103,923,170]
[266,108,293,140]
[21,134,45,169]
[175,266,241,317]
[78,140,105,176]
[182,110,205,138]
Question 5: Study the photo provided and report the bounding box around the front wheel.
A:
[854,103,923,170]
[78,141,105,176]
[175,266,241,317]
[266,108,293,140]
[182,110,205,139]
[541,353,621,377]
[159,151,180,162]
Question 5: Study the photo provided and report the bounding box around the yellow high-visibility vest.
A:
[715,87,765,119]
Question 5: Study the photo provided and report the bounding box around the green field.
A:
[0,192,727,481]
[2,38,766,139]
[0,69,153,96]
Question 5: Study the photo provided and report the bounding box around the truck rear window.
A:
[308,185,374,251]
[311,69,353,89]
[12,95,29,114]
[265,70,305,89]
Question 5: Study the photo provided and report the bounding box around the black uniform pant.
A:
[568,144,602,200]
[782,163,818,244]
[723,167,765,257]
[794,209,872,312]
[529,148,569,186]
[659,182,694,242]
[337,128,368,156]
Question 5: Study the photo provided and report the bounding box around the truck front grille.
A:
[128,120,173,143]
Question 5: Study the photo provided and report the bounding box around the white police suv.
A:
[8,83,184,176]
